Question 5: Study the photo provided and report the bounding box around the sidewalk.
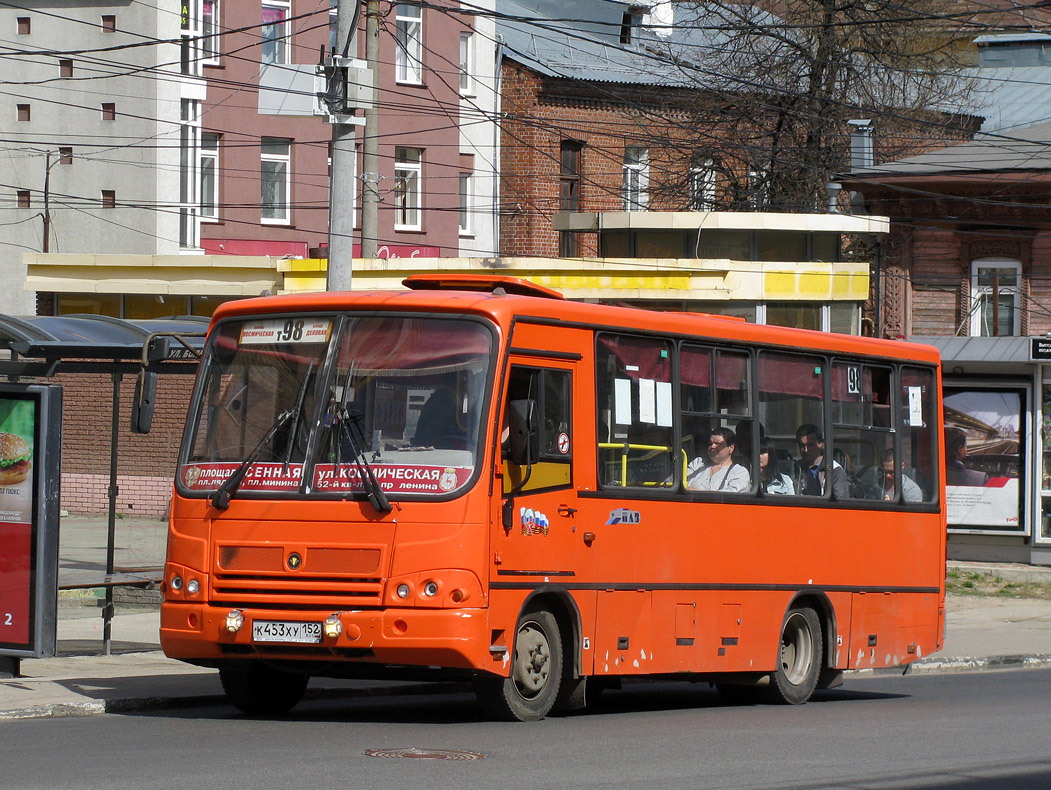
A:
[1,515,1050,720]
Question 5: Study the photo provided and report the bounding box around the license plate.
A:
[251,620,323,644]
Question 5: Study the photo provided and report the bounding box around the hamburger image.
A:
[0,432,32,485]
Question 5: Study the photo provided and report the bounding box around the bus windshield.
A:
[180,314,493,500]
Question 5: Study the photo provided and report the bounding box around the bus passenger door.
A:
[495,360,579,584]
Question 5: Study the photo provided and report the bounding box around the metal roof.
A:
[968,66,1051,133]
[847,120,1051,178]
[912,335,1034,365]
[0,314,209,376]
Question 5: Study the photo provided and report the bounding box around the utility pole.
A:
[360,0,380,260]
[326,0,362,291]
[43,150,53,252]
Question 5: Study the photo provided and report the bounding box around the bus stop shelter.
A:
[0,314,207,660]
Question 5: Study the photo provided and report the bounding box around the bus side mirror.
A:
[508,399,539,466]
[130,370,157,434]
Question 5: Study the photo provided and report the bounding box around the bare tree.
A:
[640,0,1005,211]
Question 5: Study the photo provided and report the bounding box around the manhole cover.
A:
[363,748,484,761]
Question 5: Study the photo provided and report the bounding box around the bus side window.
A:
[597,334,674,488]
[832,362,893,501]
[505,366,572,465]
[757,351,828,498]
[901,367,938,503]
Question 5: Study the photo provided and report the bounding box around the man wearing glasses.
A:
[794,423,849,499]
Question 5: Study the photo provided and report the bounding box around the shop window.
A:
[971,259,1021,336]
[597,334,673,488]
[765,302,822,332]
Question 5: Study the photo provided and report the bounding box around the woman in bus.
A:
[758,438,794,495]
[685,427,750,492]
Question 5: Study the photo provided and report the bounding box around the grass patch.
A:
[946,572,1051,599]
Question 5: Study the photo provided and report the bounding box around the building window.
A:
[395,4,423,84]
[200,133,219,220]
[102,103,116,121]
[180,99,201,247]
[622,146,649,211]
[261,137,291,223]
[748,165,769,210]
[690,158,715,210]
[101,15,116,33]
[560,140,582,256]
[971,258,1021,337]
[459,32,473,95]
[394,146,422,230]
[202,1,219,61]
[17,190,31,209]
[17,17,30,35]
[458,172,472,236]
[59,147,73,165]
[60,59,73,77]
[101,190,116,208]
[262,2,290,65]
[17,104,30,122]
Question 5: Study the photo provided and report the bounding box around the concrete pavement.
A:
[1,514,1049,720]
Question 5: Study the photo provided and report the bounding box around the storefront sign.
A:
[1031,338,1051,361]
[944,387,1024,531]
[0,385,61,659]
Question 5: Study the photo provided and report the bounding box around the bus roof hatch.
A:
[402,274,565,300]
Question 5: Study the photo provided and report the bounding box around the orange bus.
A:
[159,274,946,721]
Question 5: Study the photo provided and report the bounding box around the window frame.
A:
[395,3,423,85]
[200,132,220,221]
[458,171,472,237]
[394,146,422,231]
[970,258,1021,337]
[201,0,220,63]
[689,158,715,210]
[622,146,649,211]
[261,0,291,66]
[459,31,474,95]
[260,136,292,225]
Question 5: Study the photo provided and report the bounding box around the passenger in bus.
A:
[685,427,750,492]
[412,386,466,449]
[758,439,794,495]
[794,423,849,499]
[879,448,923,502]
[945,426,989,486]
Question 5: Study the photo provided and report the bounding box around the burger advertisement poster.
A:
[0,385,60,660]
[0,399,35,649]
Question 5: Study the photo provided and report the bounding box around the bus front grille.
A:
[212,574,382,604]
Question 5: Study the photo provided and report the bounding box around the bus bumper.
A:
[160,602,496,671]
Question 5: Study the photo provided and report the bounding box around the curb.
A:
[848,653,1051,677]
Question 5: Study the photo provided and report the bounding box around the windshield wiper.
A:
[209,408,294,510]
[210,363,316,511]
[330,362,391,513]
[336,408,392,513]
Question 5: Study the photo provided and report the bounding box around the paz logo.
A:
[286,552,303,570]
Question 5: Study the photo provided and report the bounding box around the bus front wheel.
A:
[475,608,562,721]
[219,663,309,716]
[767,607,822,705]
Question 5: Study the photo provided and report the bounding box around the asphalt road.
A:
[3,668,1050,789]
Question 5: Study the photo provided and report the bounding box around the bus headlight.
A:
[396,583,411,599]
[423,581,439,597]
[170,575,183,591]
[186,579,200,595]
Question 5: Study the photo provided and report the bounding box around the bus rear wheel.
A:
[475,608,562,721]
[219,663,309,716]
[767,607,822,705]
